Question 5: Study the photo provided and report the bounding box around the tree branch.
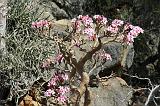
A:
[78,37,102,69]
[145,85,160,106]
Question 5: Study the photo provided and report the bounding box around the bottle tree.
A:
[34,15,144,105]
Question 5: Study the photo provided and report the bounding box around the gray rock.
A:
[124,44,135,69]
[131,32,160,77]
[89,42,134,76]
[146,63,156,76]
[36,0,86,20]
[134,33,159,63]
[88,77,132,106]
[37,1,68,20]
[103,42,123,68]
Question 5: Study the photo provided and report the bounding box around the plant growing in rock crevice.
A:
[40,15,143,105]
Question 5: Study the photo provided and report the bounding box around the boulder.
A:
[84,77,132,106]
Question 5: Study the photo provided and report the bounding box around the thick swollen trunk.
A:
[70,71,91,106]
[68,38,102,106]
[0,0,7,56]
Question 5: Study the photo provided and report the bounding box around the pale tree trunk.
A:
[0,0,7,56]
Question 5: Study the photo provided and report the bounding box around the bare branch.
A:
[58,42,78,68]
[145,85,160,106]
[122,73,153,88]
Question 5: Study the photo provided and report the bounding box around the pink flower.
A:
[106,25,119,33]
[83,28,95,39]
[102,53,112,61]
[79,15,93,27]
[42,20,49,27]
[124,23,134,30]
[58,86,70,95]
[36,21,43,28]
[88,34,96,41]
[31,22,37,28]
[93,15,101,19]
[57,95,67,103]
[31,20,49,28]
[58,86,66,95]
[48,78,56,87]
[45,72,70,103]
[44,89,55,97]
[111,19,124,27]
[132,26,144,36]
[93,15,108,25]
[77,15,83,19]
[123,25,144,45]
[123,33,134,45]
[94,50,112,61]
[71,18,77,23]
[55,54,64,64]
[99,50,112,61]
[129,30,138,36]
[47,72,69,87]
[101,16,108,25]
[62,74,68,81]
[123,24,143,45]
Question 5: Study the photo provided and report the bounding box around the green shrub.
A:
[0,0,55,80]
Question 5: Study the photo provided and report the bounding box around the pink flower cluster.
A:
[79,15,95,40]
[99,50,112,61]
[44,89,55,96]
[94,49,112,61]
[83,28,96,40]
[112,19,124,27]
[58,86,70,95]
[107,19,124,33]
[71,15,96,41]
[100,53,112,61]
[124,23,134,30]
[44,71,70,104]
[47,72,68,88]
[106,26,119,34]
[105,19,143,44]
[93,15,108,25]
[78,15,93,27]
[57,95,67,104]
[31,20,49,28]
[56,85,70,103]
[70,15,144,45]
[123,24,144,45]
